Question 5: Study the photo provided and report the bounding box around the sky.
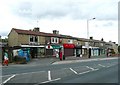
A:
[0,0,119,44]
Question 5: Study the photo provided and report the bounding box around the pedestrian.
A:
[59,50,62,61]
[3,51,9,66]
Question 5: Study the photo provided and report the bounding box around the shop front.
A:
[20,45,45,58]
[46,44,63,58]
[46,45,53,57]
[75,45,82,57]
[91,47,100,56]
[51,44,63,58]
[63,44,75,57]
[82,46,87,56]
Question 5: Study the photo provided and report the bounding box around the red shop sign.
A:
[63,44,75,48]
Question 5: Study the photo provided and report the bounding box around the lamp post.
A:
[87,17,95,58]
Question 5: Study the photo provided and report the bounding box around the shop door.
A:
[46,49,53,56]
[30,48,37,58]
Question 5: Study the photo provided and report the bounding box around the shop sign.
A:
[51,45,61,49]
[63,44,75,48]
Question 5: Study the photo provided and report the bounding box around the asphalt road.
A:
[1,57,119,84]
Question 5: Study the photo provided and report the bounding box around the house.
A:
[8,28,76,58]
[8,28,111,60]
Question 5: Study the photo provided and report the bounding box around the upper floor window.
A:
[51,37,59,44]
[35,36,38,42]
[55,38,58,43]
[68,39,73,44]
[30,36,33,42]
[29,35,38,43]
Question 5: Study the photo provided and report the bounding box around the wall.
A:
[39,36,46,44]
[8,30,18,47]
[18,34,29,45]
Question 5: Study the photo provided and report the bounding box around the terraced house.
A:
[8,28,110,60]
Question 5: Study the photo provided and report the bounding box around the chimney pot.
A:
[33,27,40,32]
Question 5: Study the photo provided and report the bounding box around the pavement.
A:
[0,55,118,67]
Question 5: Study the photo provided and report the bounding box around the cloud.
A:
[9,0,119,20]
[0,0,118,43]
[103,22,114,27]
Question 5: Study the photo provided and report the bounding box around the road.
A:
[1,57,119,85]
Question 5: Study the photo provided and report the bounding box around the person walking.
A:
[3,51,9,66]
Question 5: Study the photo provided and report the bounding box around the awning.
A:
[51,44,62,49]
[21,45,45,48]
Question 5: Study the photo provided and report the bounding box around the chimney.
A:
[90,37,93,40]
[33,27,40,32]
[113,42,116,44]
[101,38,104,41]
[53,30,59,34]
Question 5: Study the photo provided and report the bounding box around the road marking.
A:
[1,75,16,84]
[1,71,45,78]
[48,71,51,81]
[86,66,95,71]
[41,78,61,83]
[98,64,106,67]
[78,70,91,75]
[69,68,78,74]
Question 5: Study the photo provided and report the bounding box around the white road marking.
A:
[86,66,95,71]
[41,78,61,83]
[48,71,51,81]
[69,68,78,74]
[107,66,111,68]
[78,70,91,75]
[98,64,106,67]
[2,75,16,84]
[1,71,45,78]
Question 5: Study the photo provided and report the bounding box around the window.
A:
[68,39,73,44]
[29,35,38,43]
[55,38,58,43]
[52,38,54,43]
[30,36,33,42]
[35,36,38,42]
[51,37,59,43]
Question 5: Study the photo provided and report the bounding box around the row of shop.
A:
[1,44,106,63]
[15,44,106,59]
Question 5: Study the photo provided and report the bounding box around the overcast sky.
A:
[0,0,119,44]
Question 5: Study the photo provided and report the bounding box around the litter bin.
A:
[63,55,65,60]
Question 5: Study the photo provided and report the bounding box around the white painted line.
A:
[48,71,51,81]
[98,64,106,67]
[106,63,118,68]
[2,75,16,84]
[78,70,91,75]
[107,66,111,68]
[41,78,61,83]
[1,71,45,78]
[92,69,99,71]
[16,71,45,76]
[69,68,78,74]
[86,66,95,71]
[79,67,99,75]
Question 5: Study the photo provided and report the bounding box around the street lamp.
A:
[87,17,96,58]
